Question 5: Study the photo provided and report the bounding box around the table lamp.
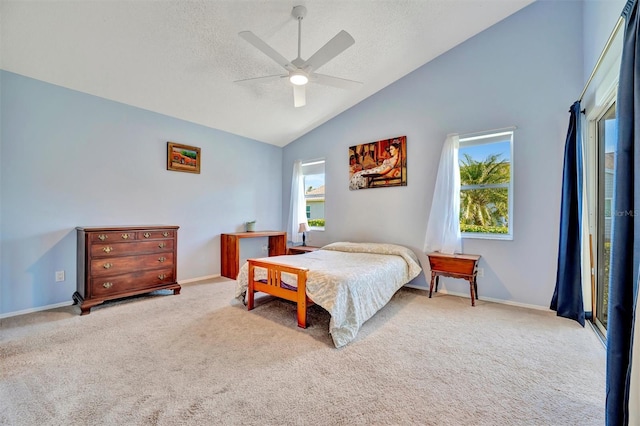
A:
[298,222,310,246]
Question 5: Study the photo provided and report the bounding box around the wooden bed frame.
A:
[247,259,313,328]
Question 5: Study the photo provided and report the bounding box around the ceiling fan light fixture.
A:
[289,71,309,86]
[237,5,359,107]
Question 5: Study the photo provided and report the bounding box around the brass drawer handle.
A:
[158,274,166,280]
[121,233,129,240]
[158,242,166,249]
[158,257,166,263]
[103,246,113,253]
[143,232,151,238]
[102,282,113,289]
[163,232,169,237]
[98,234,107,241]
[103,263,113,269]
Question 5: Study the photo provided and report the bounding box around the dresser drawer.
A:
[90,252,174,277]
[89,231,138,243]
[89,268,176,298]
[89,239,174,258]
[138,229,176,240]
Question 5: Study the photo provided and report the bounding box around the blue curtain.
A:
[606,0,640,424]
[550,101,585,327]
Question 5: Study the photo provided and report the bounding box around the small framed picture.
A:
[167,142,201,174]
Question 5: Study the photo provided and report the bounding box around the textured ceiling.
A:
[1,0,534,147]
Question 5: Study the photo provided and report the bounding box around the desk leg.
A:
[474,277,478,300]
[468,278,476,307]
[268,234,286,256]
[221,234,239,279]
[435,276,439,293]
[429,272,436,298]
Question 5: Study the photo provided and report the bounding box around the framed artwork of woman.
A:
[348,136,407,190]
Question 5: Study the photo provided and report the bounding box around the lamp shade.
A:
[298,223,310,233]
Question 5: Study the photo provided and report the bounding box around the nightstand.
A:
[427,252,481,306]
[287,246,319,255]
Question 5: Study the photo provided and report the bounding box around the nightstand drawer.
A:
[429,256,476,275]
[287,246,319,255]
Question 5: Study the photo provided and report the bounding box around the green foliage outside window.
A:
[459,153,510,234]
[308,219,325,227]
[460,224,509,234]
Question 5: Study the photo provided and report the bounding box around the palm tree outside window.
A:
[458,130,514,240]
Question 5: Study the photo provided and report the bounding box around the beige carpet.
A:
[0,278,605,425]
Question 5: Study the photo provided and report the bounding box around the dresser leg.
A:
[76,299,104,315]
[73,292,93,315]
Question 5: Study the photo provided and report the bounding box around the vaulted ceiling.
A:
[1,0,534,147]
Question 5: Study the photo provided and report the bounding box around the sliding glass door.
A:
[595,102,617,335]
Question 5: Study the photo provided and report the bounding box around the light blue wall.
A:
[283,0,585,308]
[0,71,282,315]
[583,0,626,82]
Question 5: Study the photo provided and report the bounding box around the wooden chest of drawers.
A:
[74,225,180,315]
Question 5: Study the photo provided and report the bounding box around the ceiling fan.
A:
[236,5,362,108]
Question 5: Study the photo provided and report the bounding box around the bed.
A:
[235,242,422,348]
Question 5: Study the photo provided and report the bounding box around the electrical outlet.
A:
[55,270,65,282]
[261,244,268,253]
[476,268,484,278]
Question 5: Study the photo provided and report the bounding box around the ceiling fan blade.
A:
[293,85,306,108]
[312,73,363,89]
[303,30,355,72]
[234,74,287,84]
[239,31,295,71]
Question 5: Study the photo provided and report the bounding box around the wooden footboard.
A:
[247,259,311,328]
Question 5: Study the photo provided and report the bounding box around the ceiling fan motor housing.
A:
[292,5,307,20]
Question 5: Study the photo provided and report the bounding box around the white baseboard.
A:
[0,300,74,319]
[403,284,550,312]
[179,274,220,284]
[0,274,224,319]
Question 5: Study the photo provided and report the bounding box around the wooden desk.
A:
[287,246,319,255]
[427,252,481,306]
[221,231,287,279]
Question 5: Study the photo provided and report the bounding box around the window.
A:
[301,160,325,230]
[595,102,617,332]
[459,130,514,240]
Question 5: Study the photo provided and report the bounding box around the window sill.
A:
[462,232,513,241]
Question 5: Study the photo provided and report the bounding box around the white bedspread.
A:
[235,242,422,348]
